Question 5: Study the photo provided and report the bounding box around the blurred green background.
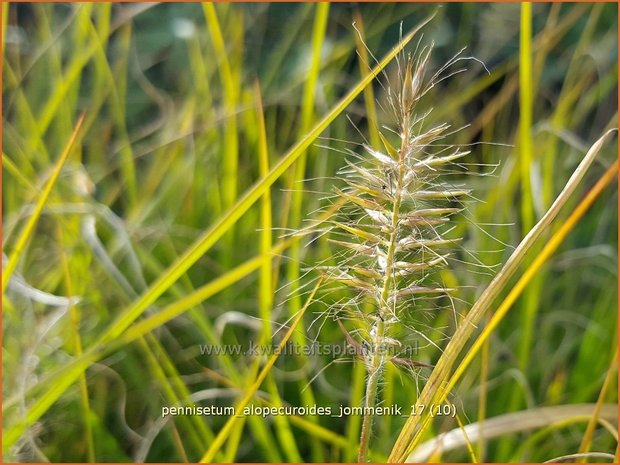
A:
[2,2,618,462]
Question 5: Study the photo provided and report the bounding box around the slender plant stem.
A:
[358,114,410,462]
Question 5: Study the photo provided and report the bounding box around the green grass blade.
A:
[286,4,329,460]
[578,351,618,455]
[287,1,329,312]
[510,3,540,434]
[519,2,534,234]
[255,80,273,342]
[203,2,239,266]
[2,114,84,292]
[2,2,8,55]
[58,227,95,462]
[251,81,302,462]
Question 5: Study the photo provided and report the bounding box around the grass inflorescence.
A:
[314,32,488,460]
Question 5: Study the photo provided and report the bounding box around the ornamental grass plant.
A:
[2,3,617,462]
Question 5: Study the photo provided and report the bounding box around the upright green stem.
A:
[358,115,410,462]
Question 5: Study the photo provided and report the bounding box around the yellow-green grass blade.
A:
[578,350,618,455]
[261,377,302,462]
[302,2,329,134]
[388,131,617,462]
[405,160,618,460]
[286,3,329,460]
[511,3,541,431]
[3,152,35,191]
[255,80,273,342]
[2,2,8,55]
[199,279,323,463]
[185,30,220,220]
[519,2,534,234]
[250,81,302,462]
[477,316,491,461]
[142,333,220,460]
[137,336,213,459]
[455,411,478,462]
[58,226,95,462]
[32,4,135,139]
[286,2,329,314]
[203,2,239,266]
[2,114,84,292]
[37,40,98,135]
[36,4,75,145]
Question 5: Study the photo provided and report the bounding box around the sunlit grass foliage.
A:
[2,3,618,462]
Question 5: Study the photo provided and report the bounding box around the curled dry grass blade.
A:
[389,129,617,462]
[2,113,85,293]
[198,279,323,463]
[408,403,618,462]
[2,15,433,452]
[544,452,616,463]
